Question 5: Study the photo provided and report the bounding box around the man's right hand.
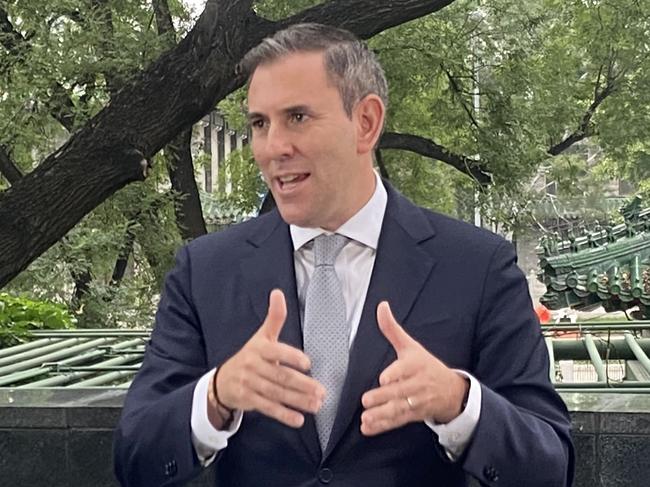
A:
[212,289,325,429]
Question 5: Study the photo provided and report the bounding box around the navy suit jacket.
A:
[114,183,574,486]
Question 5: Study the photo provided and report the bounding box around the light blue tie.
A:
[303,233,349,451]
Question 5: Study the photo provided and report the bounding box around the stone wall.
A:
[1,389,648,486]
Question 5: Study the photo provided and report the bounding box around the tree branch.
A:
[0,145,23,184]
[89,0,122,95]
[0,6,25,55]
[548,66,619,156]
[441,65,480,129]
[379,132,491,185]
[1,5,77,131]
[282,0,456,37]
[375,148,390,179]
[0,0,459,287]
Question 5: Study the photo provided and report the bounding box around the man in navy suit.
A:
[114,23,574,486]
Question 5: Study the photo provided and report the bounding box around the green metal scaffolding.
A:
[0,324,649,392]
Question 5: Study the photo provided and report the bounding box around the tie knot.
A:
[313,234,348,266]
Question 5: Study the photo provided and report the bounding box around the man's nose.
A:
[264,123,294,160]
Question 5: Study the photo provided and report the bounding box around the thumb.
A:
[261,289,287,341]
[376,301,412,354]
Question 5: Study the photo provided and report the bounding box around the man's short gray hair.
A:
[239,23,388,117]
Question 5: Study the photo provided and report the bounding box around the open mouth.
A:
[276,173,310,191]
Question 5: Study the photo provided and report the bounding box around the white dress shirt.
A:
[191,171,481,465]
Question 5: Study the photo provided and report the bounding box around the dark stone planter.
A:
[0,389,648,487]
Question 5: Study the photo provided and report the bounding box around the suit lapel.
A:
[239,211,322,463]
[240,214,302,350]
[323,185,437,460]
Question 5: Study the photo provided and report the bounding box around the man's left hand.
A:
[360,301,469,436]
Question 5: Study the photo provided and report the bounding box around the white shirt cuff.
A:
[425,370,481,461]
[190,368,244,466]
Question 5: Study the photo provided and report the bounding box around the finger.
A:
[252,375,323,414]
[376,301,413,354]
[377,358,417,387]
[261,341,311,372]
[361,374,421,409]
[256,361,326,399]
[360,396,416,436]
[261,289,287,341]
[249,391,305,428]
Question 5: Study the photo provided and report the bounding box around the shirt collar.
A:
[290,171,387,251]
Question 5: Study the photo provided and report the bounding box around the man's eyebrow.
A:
[246,111,264,121]
[247,105,313,121]
[282,104,311,114]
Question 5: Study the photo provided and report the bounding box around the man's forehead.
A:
[250,50,327,79]
[247,51,337,112]
[263,48,327,66]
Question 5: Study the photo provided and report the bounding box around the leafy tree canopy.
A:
[1,0,649,327]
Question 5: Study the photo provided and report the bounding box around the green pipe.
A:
[0,338,82,367]
[105,348,145,354]
[57,365,140,372]
[555,381,650,388]
[68,363,142,387]
[558,387,650,393]
[0,338,144,387]
[583,334,606,382]
[0,338,116,376]
[16,338,144,387]
[30,330,149,337]
[24,353,142,387]
[0,345,125,387]
[0,367,51,386]
[543,322,650,332]
[0,338,56,359]
[624,332,650,376]
[552,338,650,361]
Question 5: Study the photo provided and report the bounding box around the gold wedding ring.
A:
[406,396,415,409]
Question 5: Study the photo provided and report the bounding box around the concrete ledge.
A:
[0,389,648,487]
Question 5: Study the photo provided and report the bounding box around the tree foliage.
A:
[1,0,649,328]
[0,293,76,347]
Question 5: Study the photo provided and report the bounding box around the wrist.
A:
[453,376,470,418]
[439,374,470,424]
[207,367,234,430]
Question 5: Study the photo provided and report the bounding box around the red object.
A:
[535,304,551,323]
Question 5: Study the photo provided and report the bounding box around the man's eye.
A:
[250,119,266,130]
[291,113,306,123]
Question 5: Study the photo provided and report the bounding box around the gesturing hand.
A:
[360,302,469,436]
[215,289,325,428]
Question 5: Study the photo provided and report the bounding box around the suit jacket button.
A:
[318,467,334,483]
[164,460,178,477]
[483,465,499,482]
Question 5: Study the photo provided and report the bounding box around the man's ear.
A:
[355,94,385,155]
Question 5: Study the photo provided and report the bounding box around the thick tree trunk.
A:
[111,227,136,286]
[71,268,93,311]
[167,129,207,239]
[154,0,207,240]
[0,0,456,288]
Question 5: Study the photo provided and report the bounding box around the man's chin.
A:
[276,206,317,228]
